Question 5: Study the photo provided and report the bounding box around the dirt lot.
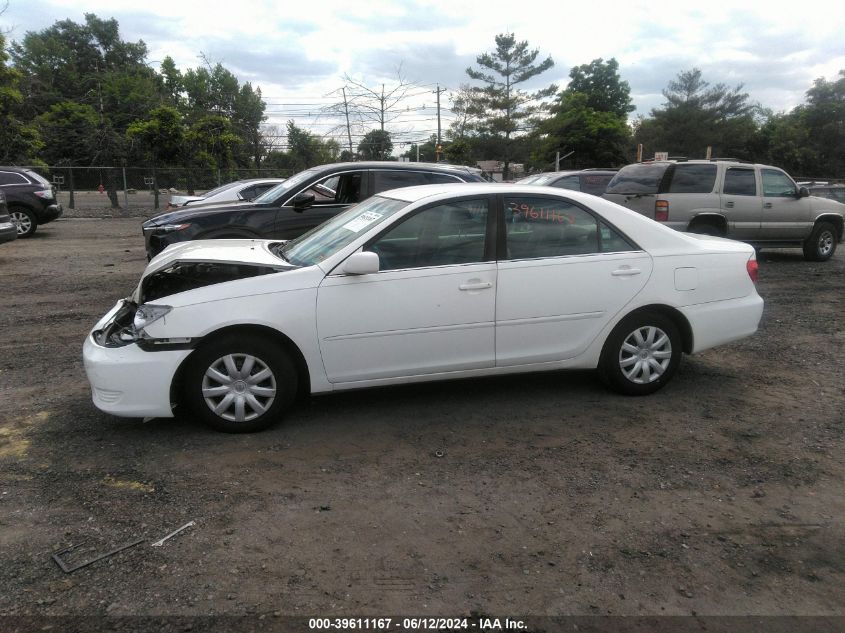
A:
[0,218,843,621]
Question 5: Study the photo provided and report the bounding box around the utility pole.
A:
[434,84,446,162]
[342,87,353,158]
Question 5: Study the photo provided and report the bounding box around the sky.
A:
[3,0,845,152]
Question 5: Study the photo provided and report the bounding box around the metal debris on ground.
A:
[151,520,195,547]
[52,538,146,573]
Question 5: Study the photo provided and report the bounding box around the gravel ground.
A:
[0,218,843,621]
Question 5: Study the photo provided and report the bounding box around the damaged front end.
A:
[93,260,285,349]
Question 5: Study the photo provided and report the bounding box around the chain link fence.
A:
[20,166,294,217]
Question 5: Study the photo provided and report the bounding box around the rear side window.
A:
[426,173,463,185]
[666,164,717,193]
[0,171,29,185]
[373,170,433,193]
[551,175,580,191]
[723,168,757,196]
[605,164,668,194]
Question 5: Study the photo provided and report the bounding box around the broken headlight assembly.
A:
[93,301,176,348]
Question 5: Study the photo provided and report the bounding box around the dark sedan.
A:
[142,162,485,259]
[516,169,618,196]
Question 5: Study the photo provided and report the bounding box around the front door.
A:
[759,168,813,240]
[316,197,496,383]
[496,195,652,366]
[274,171,367,239]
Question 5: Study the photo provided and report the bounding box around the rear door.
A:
[495,194,652,366]
[720,166,761,239]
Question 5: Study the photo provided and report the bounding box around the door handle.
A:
[459,281,492,291]
[763,202,772,208]
[611,268,641,277]
[724,201,734,208]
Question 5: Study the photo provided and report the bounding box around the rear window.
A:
[605,164,669,194]
[580,173,615,195]
[666,164,717,193]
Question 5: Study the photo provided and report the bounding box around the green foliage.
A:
[566,58,634,119]
[34,101,99,165]
[126,106,184,165]
[533,92,631,168]
[466,33,556,178]
[358,129,393,160]
[0,34,43,163]
[633,68,759,160]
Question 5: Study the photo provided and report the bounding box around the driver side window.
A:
[761,169,797,198]
[306,172,363,205]
[365,199,490,271]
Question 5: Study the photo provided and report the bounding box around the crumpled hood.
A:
[144,238,290,279]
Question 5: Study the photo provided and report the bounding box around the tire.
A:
[599,311,682,396]
[688,221,723,237]
[9,207,37,238]
[803,222,837,261]
[183,333,298,432]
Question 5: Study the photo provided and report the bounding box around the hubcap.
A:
[619,326,672,384]
[202,353,276,422]
[11,211,31,235]
[818,230,834,255]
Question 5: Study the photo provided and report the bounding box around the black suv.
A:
[0,167,63,237]
[142,161,486,258]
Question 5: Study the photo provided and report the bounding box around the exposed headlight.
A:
[133,304,172,332]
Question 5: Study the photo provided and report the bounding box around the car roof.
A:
[309,161,482,175]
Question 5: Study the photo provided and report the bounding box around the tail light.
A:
[746,254,758,282]
[655,200,669,222]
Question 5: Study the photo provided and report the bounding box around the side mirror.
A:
[343,251,380,275]
[292,192,315,212]
[798,186,810,198]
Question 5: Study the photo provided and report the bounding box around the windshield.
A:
[254,169,320,204]
[199,181,241,198]
[605,164,668,195]
[279,196,409,267]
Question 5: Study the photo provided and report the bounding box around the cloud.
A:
[202,45,338,87]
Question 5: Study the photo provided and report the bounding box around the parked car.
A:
[805,183,845,204]
[166,178,286,210]
[603,160,845,261]
[85,183,763,432]
[0,190,18,245]
[142,162,486,259]
[516,169,617,195]
[0,166,63,238]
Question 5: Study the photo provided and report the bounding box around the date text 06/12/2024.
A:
[308,617,527,630]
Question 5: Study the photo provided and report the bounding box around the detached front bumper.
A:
[82,303,191,418]
[0,221,16,243]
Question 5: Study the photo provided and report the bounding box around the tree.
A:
[34,101,99,165]
[533,92,631,169]
[358,129,393,160]
[634,68,759,159]
[126,105,184,166]
[466,32,556,179]
[565,58,634,119]
[0,33,42,163]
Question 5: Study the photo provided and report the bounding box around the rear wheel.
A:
[599,311,682,396]
[183,334,297,432]
[803,222,837,261]
[10,207,37,238]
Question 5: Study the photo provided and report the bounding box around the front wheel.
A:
[803,222,837,261]
[10,207,37,238]
[599,312,682,396]
[183,334,297,432]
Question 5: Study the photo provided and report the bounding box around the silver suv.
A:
[603,160,845,261]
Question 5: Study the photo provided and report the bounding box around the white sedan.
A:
[83,183,764,432]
